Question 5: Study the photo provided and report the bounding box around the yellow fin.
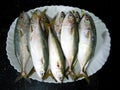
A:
[26,67,35,78]
[15,71,31,83]
[77,72,90,84]
[42,70,50,80]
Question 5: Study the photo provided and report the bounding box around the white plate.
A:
[6,5,111,83]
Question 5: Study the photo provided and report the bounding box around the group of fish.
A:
[14,8,97,83]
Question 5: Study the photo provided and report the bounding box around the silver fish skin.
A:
[60,11,79,72]
[29,12,49,79]
[54,11,65,41]
[14,11,30,77]
[77,13,97,75]
[48,26,65,83]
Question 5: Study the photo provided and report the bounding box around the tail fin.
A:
[15,71,30,83]
[65,66,77,81]
[15,67,35,83]
[42,70,50,80]
[77,71,90,84]
[26,67,35,78]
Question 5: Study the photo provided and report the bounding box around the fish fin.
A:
[77,72,90,84]
[65,66,70,76]
[15,71,27,83]
[42,70,50,80]
[65,59,78,80]
[15,72,32,83]
[26,67,35,78]
[49,14,58,28]
[69,70,77,81]
[49,70,57,82]
[72,58,78,70]
[41,8,47,16]
[66,66,77,81]
[64,72,69,80]
[15,73,23,83]
[70,26,75,35]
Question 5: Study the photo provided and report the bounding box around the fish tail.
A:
[15,70,32,83]
[77,71,90,84]
[15,71,27,83]
[26,67,35,78]
[42,70,51,80]
[65,66,77,80]
[69,68,77,81]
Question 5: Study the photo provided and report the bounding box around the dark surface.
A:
[0,0,115,90]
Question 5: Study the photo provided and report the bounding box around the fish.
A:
[29,12,49,80]
[14,11,31,82]
[77,13,97,82]
[60,11,79,80]
[48,23,66,83]
[54,11,65,41]
[39,9,50,39]
[73,11,81,24]
[32,9,50,39]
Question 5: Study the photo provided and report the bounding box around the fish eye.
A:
[86,18,89,21]
[84,17,90,24]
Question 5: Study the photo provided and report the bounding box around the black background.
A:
[0,0,115,90]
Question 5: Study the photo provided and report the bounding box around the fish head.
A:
[31,12,39,25]
[67,11,75,24]
[63,11,75,26]
[18,12,30,24]
[34,9,41,16]
[39,10,49,24]
[41,15,49,23]
[59,11,65,23]
[17,12,30,31]
[74,11,81,23]
[80,13,92,30]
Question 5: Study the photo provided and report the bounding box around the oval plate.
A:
[6,5,111,83]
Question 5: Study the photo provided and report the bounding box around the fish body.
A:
[60,11,79,77]
[48,26,65,83]
[77,13,97,76]
[29,12,49,79]
[14,12,30,81]
[54,12,65,41]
